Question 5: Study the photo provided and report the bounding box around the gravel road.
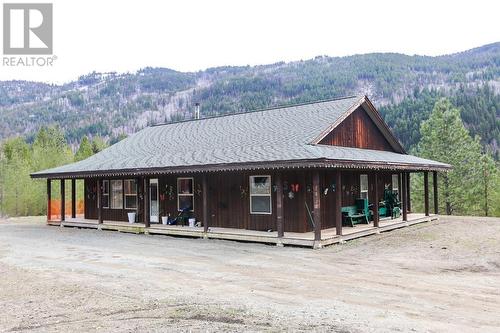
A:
[0,215,499,332]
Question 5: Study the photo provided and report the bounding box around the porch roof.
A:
[31,95,451,179]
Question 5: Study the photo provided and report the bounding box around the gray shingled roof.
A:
[31,95,451,178]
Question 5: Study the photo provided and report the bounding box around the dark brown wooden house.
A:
[31,95,451,248]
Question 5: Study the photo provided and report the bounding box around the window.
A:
[250,175,272,214]
[392,174,399,199]
[101,180,109,208]
[360,174,368,199]
[177,178,194,211]
[124,179,137,209]
[110,180,123,209]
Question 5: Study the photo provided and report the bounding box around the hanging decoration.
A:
[196,183,203,196]
[239,185,248,198]
[86,184,97,200]
[161,184,175,201]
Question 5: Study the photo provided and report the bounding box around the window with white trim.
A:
[110,180,123,209]
[177,177,194,211]
[101,180,109,208]
[392,174,399,199]
[360,174,368,199]
[250,175,272,214]
[124,179,137,209]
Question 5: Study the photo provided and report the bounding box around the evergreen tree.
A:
[74,136,93,161]
[416,98,485,215]
[91,136,108,153]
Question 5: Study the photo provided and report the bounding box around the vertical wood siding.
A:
[83,170,402,233]
[319,107,395,151]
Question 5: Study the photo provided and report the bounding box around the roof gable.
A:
[311,96,405,153]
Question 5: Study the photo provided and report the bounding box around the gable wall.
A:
[319,106,395,152]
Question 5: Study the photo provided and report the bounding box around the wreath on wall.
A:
[160,184,175,201]
[86,184,97,201]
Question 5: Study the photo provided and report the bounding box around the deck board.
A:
[57,213,437,248]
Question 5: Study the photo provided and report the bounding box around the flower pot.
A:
[127,212,136,224]
[161,216,169,225]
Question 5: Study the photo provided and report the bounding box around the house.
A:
[31,95,451,248]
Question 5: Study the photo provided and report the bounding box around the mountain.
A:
[1,42,499,155]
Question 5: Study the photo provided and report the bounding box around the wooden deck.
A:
[50,213,438,248]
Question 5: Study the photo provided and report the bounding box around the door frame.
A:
[149,178,159,223]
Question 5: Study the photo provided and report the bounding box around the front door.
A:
[150,179,159,223]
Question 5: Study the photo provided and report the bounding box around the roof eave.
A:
[30,159,452,179]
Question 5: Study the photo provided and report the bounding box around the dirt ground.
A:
[0,216,499,332]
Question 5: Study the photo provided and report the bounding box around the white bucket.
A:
[161,216,169,225]
[127,212,136,224]
[188,218,196,227]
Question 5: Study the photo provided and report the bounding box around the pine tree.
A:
[75,136,93,161]
[416,98,484,215]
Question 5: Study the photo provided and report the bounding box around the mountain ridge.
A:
[1,42,499,155]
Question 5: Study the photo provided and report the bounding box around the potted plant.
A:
[127,211,136,223]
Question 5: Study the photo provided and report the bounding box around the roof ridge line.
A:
[150,95,360,127]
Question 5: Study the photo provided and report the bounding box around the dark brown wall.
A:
[83,170,402,233]
[84,178,141,221]
[320,107,395,152]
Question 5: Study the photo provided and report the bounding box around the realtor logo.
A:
[3,3,53,55]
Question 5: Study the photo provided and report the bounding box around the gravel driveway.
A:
[0,215,499,332]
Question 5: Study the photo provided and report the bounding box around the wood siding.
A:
[319,107,395,152]
[84,170,401,233]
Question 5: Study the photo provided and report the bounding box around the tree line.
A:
[0,128,108,216]
[0,99,499,217]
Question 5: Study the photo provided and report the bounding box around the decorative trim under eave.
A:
[30,158,451,180]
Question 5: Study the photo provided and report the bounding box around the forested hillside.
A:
[0,42,499,155]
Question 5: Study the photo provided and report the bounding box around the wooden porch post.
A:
[203,173,209,233]
[424,171,429,216]
[313,171,322,245]
[433,171,438,214]
[372,172,379,228]
[276,173,284,239]
[335,170,342,236]
[60,179,65,222]
[143,177,150,228]
[47,179,51,222]
[97,178,103,224]
[402,172,408,221]
[406,173,411,212]
[71,179,76,219]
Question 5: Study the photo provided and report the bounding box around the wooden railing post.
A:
[433,171,438,214]
[71,179,76,219]
[47,179,51,222]
[143,178,150,228]
[424,171,429,216]
[313,171,322,247]
[373,172,379,227]
[407,172,411,213]
[60,179,65,222]
[402,172,408,221]
[203,174,209,233]
[335,170,342,236]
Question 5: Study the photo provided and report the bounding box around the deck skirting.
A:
[52,214,438,248]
